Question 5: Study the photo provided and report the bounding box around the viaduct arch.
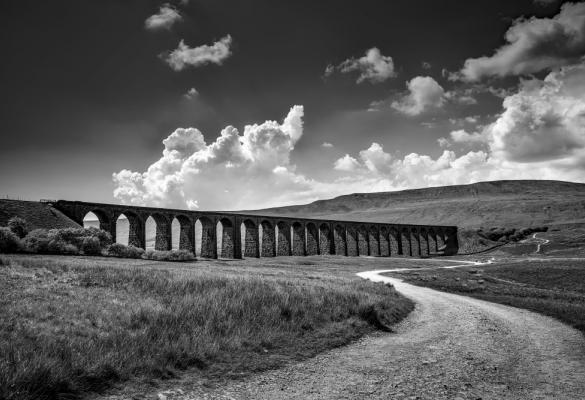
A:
[54,200,459,259]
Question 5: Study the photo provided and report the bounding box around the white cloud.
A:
[184,87,199,99]
[359,143,392,174]
[486,61,585,162]
[331,61,585,193]
[334,154,361,172]
[450,129,485,144]
[164,35,233,71]
[437,137,451,148]
[321,142,333,148]
[326,47,396,84]
[391,76,445,116]
[145,4,182,31]
[113,106,321,210]
[458,2,585,81]
[113,61,585,210]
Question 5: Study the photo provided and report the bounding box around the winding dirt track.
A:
[157,265,585,400]
[152,264,585,399]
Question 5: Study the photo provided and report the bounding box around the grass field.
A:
[0,254,414,400]
[384,257,585,333]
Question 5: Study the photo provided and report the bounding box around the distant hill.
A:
[244,180,585,229]
[0,199,79,230]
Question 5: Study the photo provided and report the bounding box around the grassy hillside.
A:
[0,200,79,230]
[246,180,585,228]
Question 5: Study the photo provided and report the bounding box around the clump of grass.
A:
[142,249,195,261]
[105,243,145,258]
[0,255,413,400]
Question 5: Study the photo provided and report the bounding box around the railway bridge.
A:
[52,200,459,258]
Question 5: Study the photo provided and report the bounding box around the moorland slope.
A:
[246,180,585,228]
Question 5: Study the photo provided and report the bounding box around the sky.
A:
[2,0,585,210]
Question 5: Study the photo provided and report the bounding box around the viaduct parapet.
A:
[52,200,459,258]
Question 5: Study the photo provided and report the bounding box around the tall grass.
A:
[0,255,412,400]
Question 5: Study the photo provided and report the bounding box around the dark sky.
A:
[1,0,579,209]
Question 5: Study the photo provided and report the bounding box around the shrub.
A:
[0,227,21,253]
[81,236,102,256]
[106,243,144,258]
[47,238,79,255]
[48,227,112,249]
[7,217,29,238]
[142,249,195,262]
[23,228,111,255]
[22,229,50,253]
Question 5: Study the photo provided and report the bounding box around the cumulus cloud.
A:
[145,4,182,31]
[391,76,445,115]
[332,61,585,192]
[334,154,361,171]
[113,106,319,210]
[325,47,396,84]
[487,61,585,162]
[457,2,585,81]
[113,62,585,210]
[164,35,233,71]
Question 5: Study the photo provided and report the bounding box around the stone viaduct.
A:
[52,200,459,258]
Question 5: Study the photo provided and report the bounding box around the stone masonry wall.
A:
[261,221,276,257]
[346,226,358,256]
[292,223,305,256]
[379,227,389,256]
[277,222,291,256]
[243,222,259,258]
[357,227,369,256]
[319,224,331,255]
[306,224,319,255]
[221,223,234,258]
[334,225,346,256]
[368,226,380,257]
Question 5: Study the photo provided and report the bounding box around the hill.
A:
[245,180,585,229]
[0,199,79,230]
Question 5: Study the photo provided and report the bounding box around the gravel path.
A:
[149,268,585,400]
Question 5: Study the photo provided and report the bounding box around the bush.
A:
[48,227,112,249]
[22,229,50,253]
[23,228,111,255]
[7,217,29,238]
[47,239,79,255]
[106,243,145,258]
[0,227,21,253]
[142,249,195,262]
[81,237,102,255]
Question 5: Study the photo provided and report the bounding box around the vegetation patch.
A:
[384,259,585,333]
[0,254,413,400]
[477,226,548,243]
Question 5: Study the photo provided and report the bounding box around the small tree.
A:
[8,217,29,239]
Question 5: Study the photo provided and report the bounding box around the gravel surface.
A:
[109,270,585,400]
